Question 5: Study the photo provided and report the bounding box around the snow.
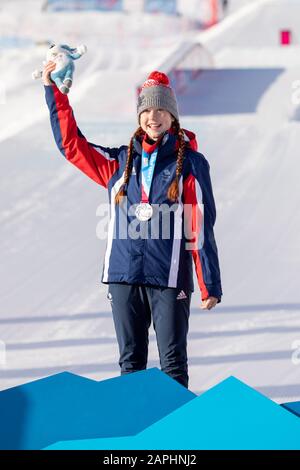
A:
[0,0,300,404]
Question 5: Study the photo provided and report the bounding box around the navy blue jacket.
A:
[45,85,223,302]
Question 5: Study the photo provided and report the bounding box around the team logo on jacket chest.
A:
[162,169,171,181]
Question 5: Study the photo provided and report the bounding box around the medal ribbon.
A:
[140,135,161,203]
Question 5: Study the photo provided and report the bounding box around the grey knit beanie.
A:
[137,71,179,122]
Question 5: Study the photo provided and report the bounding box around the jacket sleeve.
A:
[45,85,120,188]
[183,153,223,303]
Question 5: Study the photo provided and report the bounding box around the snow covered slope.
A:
[0,0,300,402]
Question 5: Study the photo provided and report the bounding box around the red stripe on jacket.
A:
[52,86,119,188]
[183,173,210,300]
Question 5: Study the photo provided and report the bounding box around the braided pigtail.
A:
[115,126,144,205]
[167,119,186,202]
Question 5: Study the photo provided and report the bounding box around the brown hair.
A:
[114,119,186,205]
[167,119,186,202]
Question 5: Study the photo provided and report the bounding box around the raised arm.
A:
[43,61,120,188]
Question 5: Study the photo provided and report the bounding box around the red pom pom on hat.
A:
[142,70,171,89]
[147,71,170,85]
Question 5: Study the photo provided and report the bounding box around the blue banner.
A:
[47,0,123,12]
[144,0,177,15]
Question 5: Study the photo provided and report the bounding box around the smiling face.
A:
[140,108,174,141]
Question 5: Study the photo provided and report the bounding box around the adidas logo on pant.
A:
[176,290,187,300]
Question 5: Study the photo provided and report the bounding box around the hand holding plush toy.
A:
[32,43,87,94]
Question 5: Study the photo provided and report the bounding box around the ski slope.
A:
[0,0,300,403]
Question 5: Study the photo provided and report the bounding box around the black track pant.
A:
[107,283,192,388]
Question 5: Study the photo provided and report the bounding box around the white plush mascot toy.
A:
[32,43,87,94]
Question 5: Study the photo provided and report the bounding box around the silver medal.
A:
[135,202,153,221]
